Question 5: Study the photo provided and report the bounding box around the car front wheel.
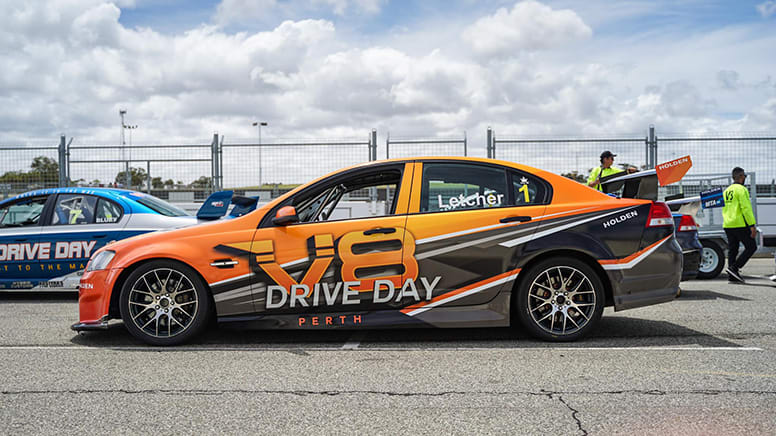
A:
[515,257,605,341]
[119,260,211,346]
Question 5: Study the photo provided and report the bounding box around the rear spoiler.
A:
[601,155,692,201]
[601,170,659,201]
[196,191,259,220]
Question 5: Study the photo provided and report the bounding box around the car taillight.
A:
[647,202,673,227]
[678,214,698,232]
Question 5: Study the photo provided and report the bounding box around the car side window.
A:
[0,196,48,227]
[420,163,508,212]
[292,168,403,223]
[95,199,123,224]
[510,170,551,206]
[51,194,97,225]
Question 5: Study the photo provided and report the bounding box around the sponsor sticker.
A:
[602,210,639,229]
[655,155,692,186]
[700,187,724,209]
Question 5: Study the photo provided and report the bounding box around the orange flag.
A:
[655,155,692,186]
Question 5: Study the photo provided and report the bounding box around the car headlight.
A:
[86,250,115,272]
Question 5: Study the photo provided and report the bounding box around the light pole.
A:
[252,121,267,188]
[119,109,138,188]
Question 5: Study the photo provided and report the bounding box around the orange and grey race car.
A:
[73,157,682,345]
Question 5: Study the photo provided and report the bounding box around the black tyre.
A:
[119,260,211,346]
[697,240,724,280]
[515,257,605,342]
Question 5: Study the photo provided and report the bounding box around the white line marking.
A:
[342,332,367,349]
[0,345,762,352]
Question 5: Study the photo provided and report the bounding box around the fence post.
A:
[211,133,219,193]
[370,129,377,161]
[648,124,656,168]
[58,135,67,187]
[146,160,151,193]
[463,131,467,156]
[219,135,224,192]
[486,127,493,159]
[386,132,390,159]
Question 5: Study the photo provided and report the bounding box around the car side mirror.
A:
[272,206,299,226]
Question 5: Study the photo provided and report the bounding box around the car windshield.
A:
[133,195,188,217]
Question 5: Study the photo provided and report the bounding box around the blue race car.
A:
[0,187,255,290]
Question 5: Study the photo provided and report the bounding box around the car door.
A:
[247,163,416,324]
[401,161,551,313]
[42,193,121,288]
[0,194,51,289]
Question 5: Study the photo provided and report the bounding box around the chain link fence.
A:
[67,138,215,201]
[490,131,647,183]
[221,135,373,200]
[385,133,467,159]
[657,134,776,196]
[0,139,61,200]
[1,126,774,202]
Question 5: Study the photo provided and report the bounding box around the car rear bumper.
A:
[681,249,701,281]
[603,236,683,311]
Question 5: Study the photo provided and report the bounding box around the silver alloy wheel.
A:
[127,268,198,338]
[699,247,718,273]
[527,266,597,335]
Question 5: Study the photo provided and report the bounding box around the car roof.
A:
[0,187,139,207]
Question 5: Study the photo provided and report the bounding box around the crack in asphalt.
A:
[552,394,588,436]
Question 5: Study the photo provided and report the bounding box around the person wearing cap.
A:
[587,151,635,191]
[723,166,757,283]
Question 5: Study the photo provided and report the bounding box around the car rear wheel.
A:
[697,240,724,280]
[515,257,604,341]
[119,260,210,346]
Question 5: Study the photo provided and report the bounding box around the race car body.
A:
[73,158,682,344]
[1,188,197,290]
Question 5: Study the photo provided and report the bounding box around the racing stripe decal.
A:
[414,206,598,245]
[498,206,639,248]
[598,236,672,270]
[401,268,521,316]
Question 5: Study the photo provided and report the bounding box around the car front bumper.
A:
[75,268,122,328]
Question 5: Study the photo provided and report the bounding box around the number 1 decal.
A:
[518,184,530,203]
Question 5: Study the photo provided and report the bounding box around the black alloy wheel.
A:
[515,257,605,342]
[119,260,211,346]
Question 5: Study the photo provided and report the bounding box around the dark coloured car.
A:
[673,213,702,280]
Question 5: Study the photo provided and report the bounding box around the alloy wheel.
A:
[127,268,199,338]
[527,266,597,336]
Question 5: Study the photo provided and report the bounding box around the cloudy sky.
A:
[1,0,775,153]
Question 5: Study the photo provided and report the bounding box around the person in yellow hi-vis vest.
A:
[587,151,636,191]
[723,167,757,283]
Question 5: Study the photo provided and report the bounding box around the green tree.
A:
[191,176,212,189]
[0,155,59,185]
[561,171,587,183]
[30,156,59,177]
[151,177,164,189]
[115,167,148,187]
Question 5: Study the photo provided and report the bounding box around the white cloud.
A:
[214,0,384,26]
[462,0,592,57]
[756,1,776,18]
[312,0,385,16]
[0,0,774,156]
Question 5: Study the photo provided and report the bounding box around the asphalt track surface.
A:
[2,259,776,435]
